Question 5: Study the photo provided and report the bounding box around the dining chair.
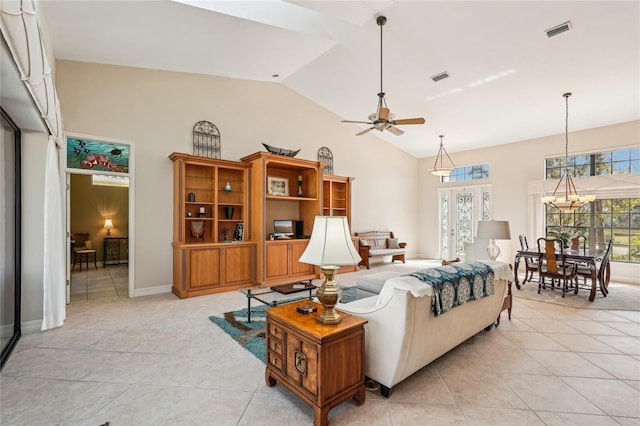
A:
[519,234,539,284]
[571,235,587,251]
[536,237,577,297]
[576,239,612,293]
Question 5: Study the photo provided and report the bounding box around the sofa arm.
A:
[358,244,371,258]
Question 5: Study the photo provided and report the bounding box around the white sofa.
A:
[336,260,511,397]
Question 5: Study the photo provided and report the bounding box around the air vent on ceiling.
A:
[431,71,450,82]
[546,21,572,38]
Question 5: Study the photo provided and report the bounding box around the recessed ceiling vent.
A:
[546,21,572,38]
[431,71,450,82]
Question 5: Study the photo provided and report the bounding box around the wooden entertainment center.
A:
[170,151,354,297]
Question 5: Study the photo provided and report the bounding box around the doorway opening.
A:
[64,133,134,304]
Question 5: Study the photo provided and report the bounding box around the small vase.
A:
[188,192,195,202]
[224,207,234,220]
[224,182,232,192]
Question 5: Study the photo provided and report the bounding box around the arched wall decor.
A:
[317,146,334,175]
[192,121,221,159]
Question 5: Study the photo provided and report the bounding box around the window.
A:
[544,147,639,263]
[545,198,640,263]
[442,163,489,182]
[545,147,640,179]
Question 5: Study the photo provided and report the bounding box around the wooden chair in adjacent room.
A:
[536,237,577,297]
[519,234,539,284]
[70,232,97,271]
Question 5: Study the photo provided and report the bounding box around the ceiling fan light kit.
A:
[342,16,425,136]
[429,135,456,176]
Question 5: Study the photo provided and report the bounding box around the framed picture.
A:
[267,176,289,196]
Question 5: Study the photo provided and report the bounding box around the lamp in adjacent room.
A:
[541,92,595,211]
[299,216,361,325]
[476,220,511,261]
[429,135,456,177]
[104,218,114,236]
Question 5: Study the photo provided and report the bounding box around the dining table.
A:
[513,247,608,301]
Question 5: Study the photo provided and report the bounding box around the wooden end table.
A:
[265,300,367,426]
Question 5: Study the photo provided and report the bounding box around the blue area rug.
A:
[209,286,360,363]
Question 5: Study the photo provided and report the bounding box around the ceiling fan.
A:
[342,16,425,136]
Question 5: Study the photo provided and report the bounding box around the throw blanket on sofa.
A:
[405,261,495,316]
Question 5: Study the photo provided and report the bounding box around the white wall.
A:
[54,60,419,294]
[418,120,640,283]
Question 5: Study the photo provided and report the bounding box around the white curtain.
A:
[42,136,65,330]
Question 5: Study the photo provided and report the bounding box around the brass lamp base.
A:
[316,265,342,325]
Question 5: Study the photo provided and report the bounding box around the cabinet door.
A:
[291,241,314,276]
[188,247,221,288]
[286,333,318,398]
[266,243,290,280]
[223,245,254,285]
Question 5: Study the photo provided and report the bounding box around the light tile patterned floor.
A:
[2,260,639,425]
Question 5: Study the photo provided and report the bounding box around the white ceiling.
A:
[40,0,639,158]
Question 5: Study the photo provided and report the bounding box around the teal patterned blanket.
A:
[405,261,495,316]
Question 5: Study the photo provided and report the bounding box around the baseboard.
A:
[21,319,43,335]
[133,284,172,297]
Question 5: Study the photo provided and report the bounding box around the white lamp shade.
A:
[476,220,511,240]
[299,216,361,266]
[103,218,114,230]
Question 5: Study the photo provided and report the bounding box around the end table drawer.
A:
[268,352,282,369]
[268,323,283,340]
[268,338,282,355]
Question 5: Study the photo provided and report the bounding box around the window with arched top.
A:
[193,121,221,159]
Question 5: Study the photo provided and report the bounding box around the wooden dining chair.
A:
[536,237,577,297]
[519,234,539,284]
[576,239,612,293]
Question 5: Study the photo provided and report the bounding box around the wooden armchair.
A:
[537,237,577,298]
[519,234,539,284]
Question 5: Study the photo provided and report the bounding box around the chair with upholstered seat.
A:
[537,237,577,297]
[519,235,539,284]
[71,232,97,271]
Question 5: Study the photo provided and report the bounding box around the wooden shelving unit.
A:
[323,174,357,273]
[241,151,323,286]
[169,153,255,298]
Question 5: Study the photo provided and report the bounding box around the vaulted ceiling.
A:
[40,1,639,158]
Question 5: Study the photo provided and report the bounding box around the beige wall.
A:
[70,174,128,263]
[55,60,419,293]
[418,120,640,283]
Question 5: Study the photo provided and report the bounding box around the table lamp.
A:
[104,218,114,236]
[299,216,361,325]
[476,220,511,261]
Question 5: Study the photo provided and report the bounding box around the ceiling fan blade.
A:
[356,127,375,136]
[378,107,390,121]
[387,126,404,136]
[390,117,426,125]
[342,119,374,124]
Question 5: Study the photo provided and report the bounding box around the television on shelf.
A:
[273,219,294,238]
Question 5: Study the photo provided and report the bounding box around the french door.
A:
[438,185,492,259]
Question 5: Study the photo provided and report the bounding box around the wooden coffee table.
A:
[239,282,316,322]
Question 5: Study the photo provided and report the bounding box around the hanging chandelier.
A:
[542,92,595,211]
[430,135,456,176]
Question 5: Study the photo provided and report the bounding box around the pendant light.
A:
[542,93,595,211]
[429,135,456,176]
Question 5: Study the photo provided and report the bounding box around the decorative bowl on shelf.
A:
[262,143,300,157]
